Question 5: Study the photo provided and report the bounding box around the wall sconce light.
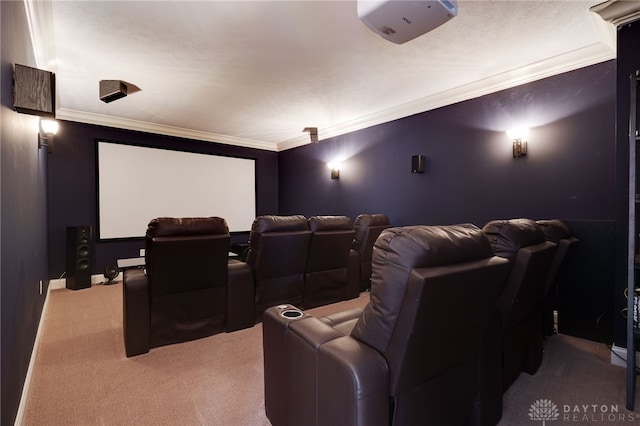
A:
[327,161,341,179]
[38,118,59,153]
[507,127,529,158]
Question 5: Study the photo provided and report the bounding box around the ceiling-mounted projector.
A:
[358,0,457,44]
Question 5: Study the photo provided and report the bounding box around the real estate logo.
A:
[529,399,560,425]
[527,399,640,423]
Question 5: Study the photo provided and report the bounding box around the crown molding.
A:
[29,0,615,153]
[23,0,56,71]
[590,0,640,27]
[277,41,615,152]
[55,109,278,151]
[60,40,614,154]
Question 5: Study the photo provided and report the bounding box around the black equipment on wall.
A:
[66,226,93,290]
[12,64,56,117]
[411,154,426,173]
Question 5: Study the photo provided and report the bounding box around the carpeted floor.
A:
[19,283,640,425]
[20,283,369,426]
[498,333,640,425]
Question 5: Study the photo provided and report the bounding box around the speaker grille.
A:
[66,226,92,290]
[78,245,90,258]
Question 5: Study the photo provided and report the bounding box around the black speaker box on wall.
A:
[411,155,426,173]
[12,64,55,117]
[66,226,93,290]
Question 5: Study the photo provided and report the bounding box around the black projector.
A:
[99,80,127,103]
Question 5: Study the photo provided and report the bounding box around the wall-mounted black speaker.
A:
[411,155,426,173]
[66,226,93,290]
[13,64,55,118]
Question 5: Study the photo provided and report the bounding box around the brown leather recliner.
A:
[482,218,557,391]
[122,217,254,357]
[263,224,511,426]
[536,219,579,336]
[352,213,391,292]
[246,215,312,318]
[303,215,358,309]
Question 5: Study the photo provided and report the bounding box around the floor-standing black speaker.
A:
[66,226,93,290]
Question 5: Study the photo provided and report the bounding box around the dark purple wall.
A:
[279,61,615,225]
[1,2,50,424]
[279,60,618,343]
[47,122,279,278]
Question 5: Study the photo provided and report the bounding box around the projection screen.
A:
[97,140,256,240]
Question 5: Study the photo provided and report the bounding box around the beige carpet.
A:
[20,283,640,426]
[21,284,369,426]
[498,333,640,426]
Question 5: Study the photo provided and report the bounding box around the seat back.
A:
[304,215,356,308]
[352,213,391,291]
[482,218,557,389]
[145,217,230,347]
[350,224,511,424]
[247,215,312,316]
[536,219,579,297]
[536,219,579,335]
[482,219,557,330]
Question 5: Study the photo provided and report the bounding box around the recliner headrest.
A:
[351,223,497,353]
[482,218,546,261]
[352,213,391,251]
[251,215,308,233]
[353,213,390,228]
[146,217,229,238]
[308,215,352,232]
[374,223,494,268]
[536,219,571,243]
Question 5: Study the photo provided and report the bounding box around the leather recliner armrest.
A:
[282,317,388,426]
[317,336,390,426]
[320,308,364,327]
[123,269,150,357]
[226,261,255,332]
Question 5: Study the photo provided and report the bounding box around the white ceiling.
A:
[26,1,626,151]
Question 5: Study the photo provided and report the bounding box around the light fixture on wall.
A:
[38,118,59,153]
[507,127,529,158]
[327,161,341,179]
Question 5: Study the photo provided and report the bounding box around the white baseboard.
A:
[49,273,121,290]
[14,281,54,426]
[48,278,65,290]
[611,344,640,368]
[14,274,114,425]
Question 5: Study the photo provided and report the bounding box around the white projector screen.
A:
[97,141,256,239]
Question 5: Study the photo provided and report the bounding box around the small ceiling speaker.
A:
[100,80,128,103]
[303,127,319,143]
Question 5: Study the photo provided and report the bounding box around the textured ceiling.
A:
[27,0,619,151]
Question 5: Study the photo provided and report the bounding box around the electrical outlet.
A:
[139,249,145,257]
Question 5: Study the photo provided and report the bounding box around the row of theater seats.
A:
[122,213,392,357]
[262,218,578,426]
